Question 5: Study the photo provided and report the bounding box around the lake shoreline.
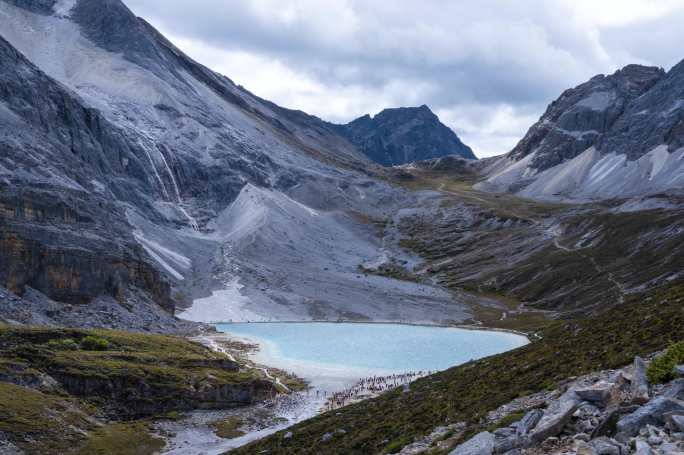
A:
[170,322,528,453]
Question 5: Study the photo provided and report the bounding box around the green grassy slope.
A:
[0,326,275,454]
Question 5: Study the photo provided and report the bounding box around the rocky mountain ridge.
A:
[478,63,684,200]
[399,354,684,455]
[334,105,476,166]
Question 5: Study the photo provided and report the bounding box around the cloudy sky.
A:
[126,0,684,157]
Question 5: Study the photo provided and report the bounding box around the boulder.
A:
[528,391,581,443]
[592,405,640,438]
[575,441,599,455]
[588,436,624,455]
[449,431,495,455]
[634,440,655,455]
[399,441,430,454]
[666,414,684,432]
[514,409,543,435]
[631,357,650,404]
[493,427,527,454]
[664,379,684,400]
[659,442,680,453]
[616,397,684,439]
[575,381,620,407]
[676,365,684,377]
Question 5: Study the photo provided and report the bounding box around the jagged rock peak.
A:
[509,63,665,170]
[477,61,684,200]
[337,105,476,166]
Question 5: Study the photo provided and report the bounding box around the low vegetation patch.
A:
[0,382,96,453]
[80,335,110,351]
[211,416,246,439]
[647,340,684,384]
[0,326,279,453]
[72,422,165,455]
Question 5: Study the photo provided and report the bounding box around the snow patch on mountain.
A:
[179,278,265,323]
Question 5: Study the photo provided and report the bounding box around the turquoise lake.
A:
[215,322,528,390]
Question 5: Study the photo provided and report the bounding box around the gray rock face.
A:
[478,62,684,200]
[599,59,684,159]
[509,64,664,171]
[0,33,174,315]
[336,105,476,166]
[448,431,494,455]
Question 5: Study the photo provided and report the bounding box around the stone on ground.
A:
[448,431,495,455]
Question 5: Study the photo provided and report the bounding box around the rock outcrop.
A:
[0,33,174,315]
[509,65,665,171]
[401,355,684,455]
[478,62,684,200]
[335,105,476,166]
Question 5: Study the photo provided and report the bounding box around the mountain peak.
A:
[340,105,475,166]
[508,62,665,169]
[478,60,684,200]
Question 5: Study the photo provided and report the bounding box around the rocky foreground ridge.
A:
[395,353,684,455]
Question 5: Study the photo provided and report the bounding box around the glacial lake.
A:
[215,322,528,390]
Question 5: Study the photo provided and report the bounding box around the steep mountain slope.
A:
[478,63,684,200]
[0,32,189,330]
[335,105,476,166]
[0,0,474,327]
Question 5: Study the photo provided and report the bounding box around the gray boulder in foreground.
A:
[634,440,656,455]
[575,381,620,407]
[588,436,625,455]
[514,409,543,435]
[527,391,581,443]
[448,431,495,455]
[631,357,650,404]
[616,396,684,439]
[676,365,684,377]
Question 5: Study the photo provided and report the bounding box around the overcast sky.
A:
[126,0,684,158]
